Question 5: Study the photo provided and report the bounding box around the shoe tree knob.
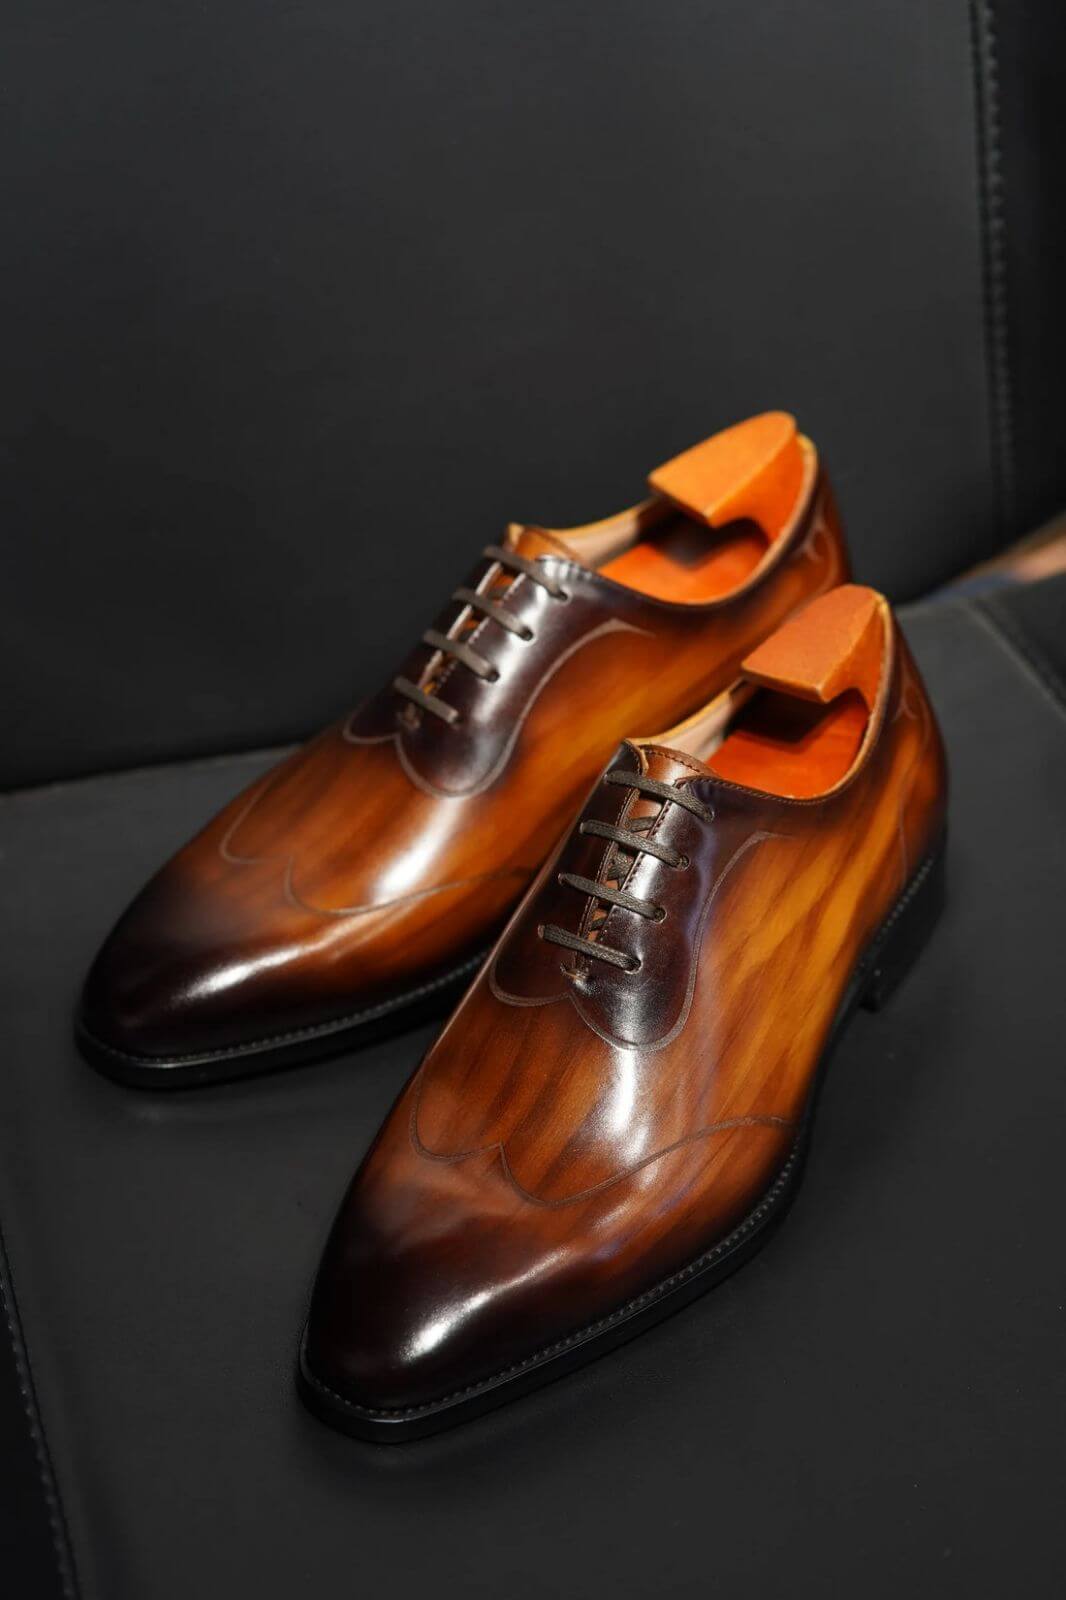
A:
[741,584,888,709]
[648,411,806,541]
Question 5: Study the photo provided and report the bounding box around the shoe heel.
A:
[860,835,946,1012]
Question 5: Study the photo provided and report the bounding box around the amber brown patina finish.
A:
[301,587,947,1434]
[79,414,849,1076]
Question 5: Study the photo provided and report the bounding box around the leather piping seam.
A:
[969,600,1066,728]
[0,1217,80,1598]
[77,950,487,1068]
[969,0,1016,532]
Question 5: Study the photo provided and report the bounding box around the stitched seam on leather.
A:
[684,620,897,813]
[281,862,529,919]
[79,950,487,1067]
[423,551,526,703]
[346,616,651,799]
[304,1144,803,1421]
[596,766,702,946]
[585,459,822,613]
[890,648,930,889]
[969,0,1016,533]
[865,845,938,955]
[969,600,1066,728]
[306,840,943,1422]
[219,759,532,914]
[575,761,664,946]
[637,747,711,778]
[491,1116,793,1209]
[572,831,787,1053]
[490,831,787,1052]
[0,1221,80,1599]
[411,1085,794,1208]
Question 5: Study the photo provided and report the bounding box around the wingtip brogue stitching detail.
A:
[282,859,532,920]
[393,544,569,726]
[490,825,789,1053]
[540,770,712,972]
[345,616,653,799]
[409,1055,795,1208]
[220,784,533,921]
[300,1141,807,1424]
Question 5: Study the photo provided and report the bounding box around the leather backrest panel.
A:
[985,1,1066,537]
[3,1,1055,786]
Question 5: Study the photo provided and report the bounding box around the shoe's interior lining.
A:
[704,688,869,797]
[652,586,888,800]
[600,511,773,605]
[544,416,816,606]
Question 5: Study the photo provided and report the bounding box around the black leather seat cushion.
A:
[2,577,1064,1599]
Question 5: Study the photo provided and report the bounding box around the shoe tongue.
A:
[636,744,710,786]
[619,742,711,821]
[505,521,581,564]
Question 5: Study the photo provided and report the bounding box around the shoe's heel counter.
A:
[891,621,949,877]
[816,470,853,587]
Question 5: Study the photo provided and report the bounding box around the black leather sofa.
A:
[4,4,1065,1596]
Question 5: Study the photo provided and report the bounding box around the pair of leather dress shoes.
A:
[78,412,948,1440]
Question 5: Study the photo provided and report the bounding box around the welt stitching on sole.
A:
[304,1150,802,1421]
[81,951,486,1067]
[867,846,937,946]
[305,841,944,1424]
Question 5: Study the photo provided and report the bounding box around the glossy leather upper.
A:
[303,595,947,1414]
[81,427,848,1064]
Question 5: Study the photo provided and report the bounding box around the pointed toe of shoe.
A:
[80,935,191,1074]
[76,859,318,1083]
[302,1234,491,1433]
[78,888,249,1081]
[300,1169,568,1440]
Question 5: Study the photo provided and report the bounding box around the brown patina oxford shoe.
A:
[300,585,948,1439]
[79,412,849,1085]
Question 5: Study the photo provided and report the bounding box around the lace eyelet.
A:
[674,853,690,870]
[653,906,667,923]
[519,627,535,644]
[486,668,501,683]
[553,586,572,604]
[625,957,642,974]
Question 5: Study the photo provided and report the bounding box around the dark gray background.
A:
[5,0,1042,789]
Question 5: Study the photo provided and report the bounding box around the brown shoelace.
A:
[540,771,715,972]
[393,544,569,726]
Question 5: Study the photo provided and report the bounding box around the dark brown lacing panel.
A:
[539,771,714,972]
[394,544,569,726]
